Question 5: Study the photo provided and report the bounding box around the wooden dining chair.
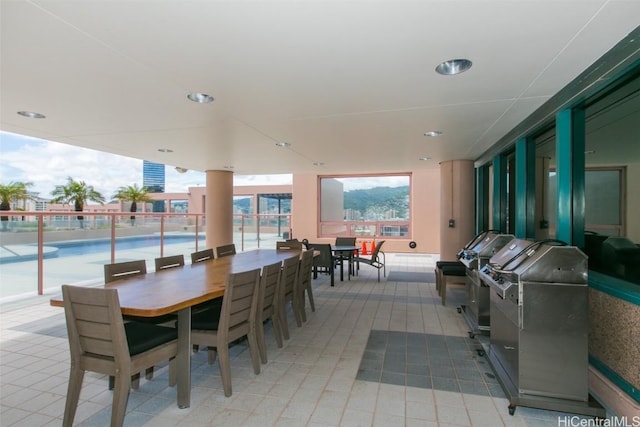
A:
[254,260,284,364]
[154,254,185,271]
[276,240,302,251]
[61,285,178,427]
[190,248,214,264]
[278,255,301,339]
[190,268,262,397]
[104,260,154,387]
[215,243,236,258]
[295,250,316,322]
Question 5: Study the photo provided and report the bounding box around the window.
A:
[583,74,639,285]
[319,174,411,238]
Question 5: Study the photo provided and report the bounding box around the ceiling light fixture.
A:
[187,92,214,103]
[17,111,46,119]
[275,142,291,148]
[424,131,443,137]
[313,162,325,166]
[175,167,188,173]
[419,157,432,161]
[158,148,174,153]
[223,165,234,169]
[435,59,472,75]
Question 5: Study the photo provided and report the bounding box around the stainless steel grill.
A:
[479,239,604,416]
[458,231,514,335]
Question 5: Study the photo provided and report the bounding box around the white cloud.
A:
[1,131,292,199]
[1,132,142,198]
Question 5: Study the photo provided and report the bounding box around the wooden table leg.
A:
[177,307,191,408]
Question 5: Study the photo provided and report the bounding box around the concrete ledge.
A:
[589,364,640,417]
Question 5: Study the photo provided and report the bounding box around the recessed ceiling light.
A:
[275,142,291,148]
[424,131,443,137]
[435,59,472,75]
[187,92,214,103]
[419,157,432,161]
[223,165,234,169]
[158,148,174,153]
[313,162,325,166]
[17,111,45,119]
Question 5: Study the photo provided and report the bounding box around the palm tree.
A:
[50,177,105,229]
[0,181,34,231]
[112,184,154,225]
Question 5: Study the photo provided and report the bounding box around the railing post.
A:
[37,214,44,295]
[241,215,245,252]
[257,214,261,249]
[110,213,116,263]
[195,215,199,251]
[160,215,165,257]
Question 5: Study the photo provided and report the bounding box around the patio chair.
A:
[154,254,185,271]
[191,248,214,264]
[354,240,386,282]
[215,243,236,258]
[104,260,156,387]
[190,268,262,397]
[61,285,177,427]
[254,260,284,364]
[308,243,335,286]
[278,255,301,339]
[296,250,316,322]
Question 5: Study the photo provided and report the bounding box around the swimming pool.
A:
[49,234,206,257]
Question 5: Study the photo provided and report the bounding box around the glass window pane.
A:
[319,174,410,238]
[585,170,621,226]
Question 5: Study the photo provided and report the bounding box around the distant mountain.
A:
[344,186,409,220]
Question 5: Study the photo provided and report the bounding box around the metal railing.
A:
[319,220,410,238]
[0,211,291,300]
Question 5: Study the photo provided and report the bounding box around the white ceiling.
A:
[2,0,639,176]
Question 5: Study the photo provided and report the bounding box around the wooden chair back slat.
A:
[191,248,214,264]
[276,241,302,251]
[216,244,237,258]
[280,256,299,297]
[260,261,281,319]
[155,254,185,271]
[104,260,147,283]
[219,269,261,332]
[63,286,126,360]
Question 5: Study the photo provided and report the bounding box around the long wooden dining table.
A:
[50,248,304,409]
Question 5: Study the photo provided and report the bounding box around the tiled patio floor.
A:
[0,253,599,426]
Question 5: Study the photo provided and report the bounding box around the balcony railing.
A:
[0,211,291,300]
[319,220,410,238]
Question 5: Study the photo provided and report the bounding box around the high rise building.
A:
[143,160,165,212]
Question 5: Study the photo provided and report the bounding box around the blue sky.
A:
[0,131,291,199]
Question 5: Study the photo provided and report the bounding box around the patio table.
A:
[50,249,304,409]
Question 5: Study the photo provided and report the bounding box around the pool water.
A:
[48,235,205,257]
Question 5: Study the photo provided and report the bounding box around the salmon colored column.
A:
[440,160,475,260]
[205,170,234,250]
